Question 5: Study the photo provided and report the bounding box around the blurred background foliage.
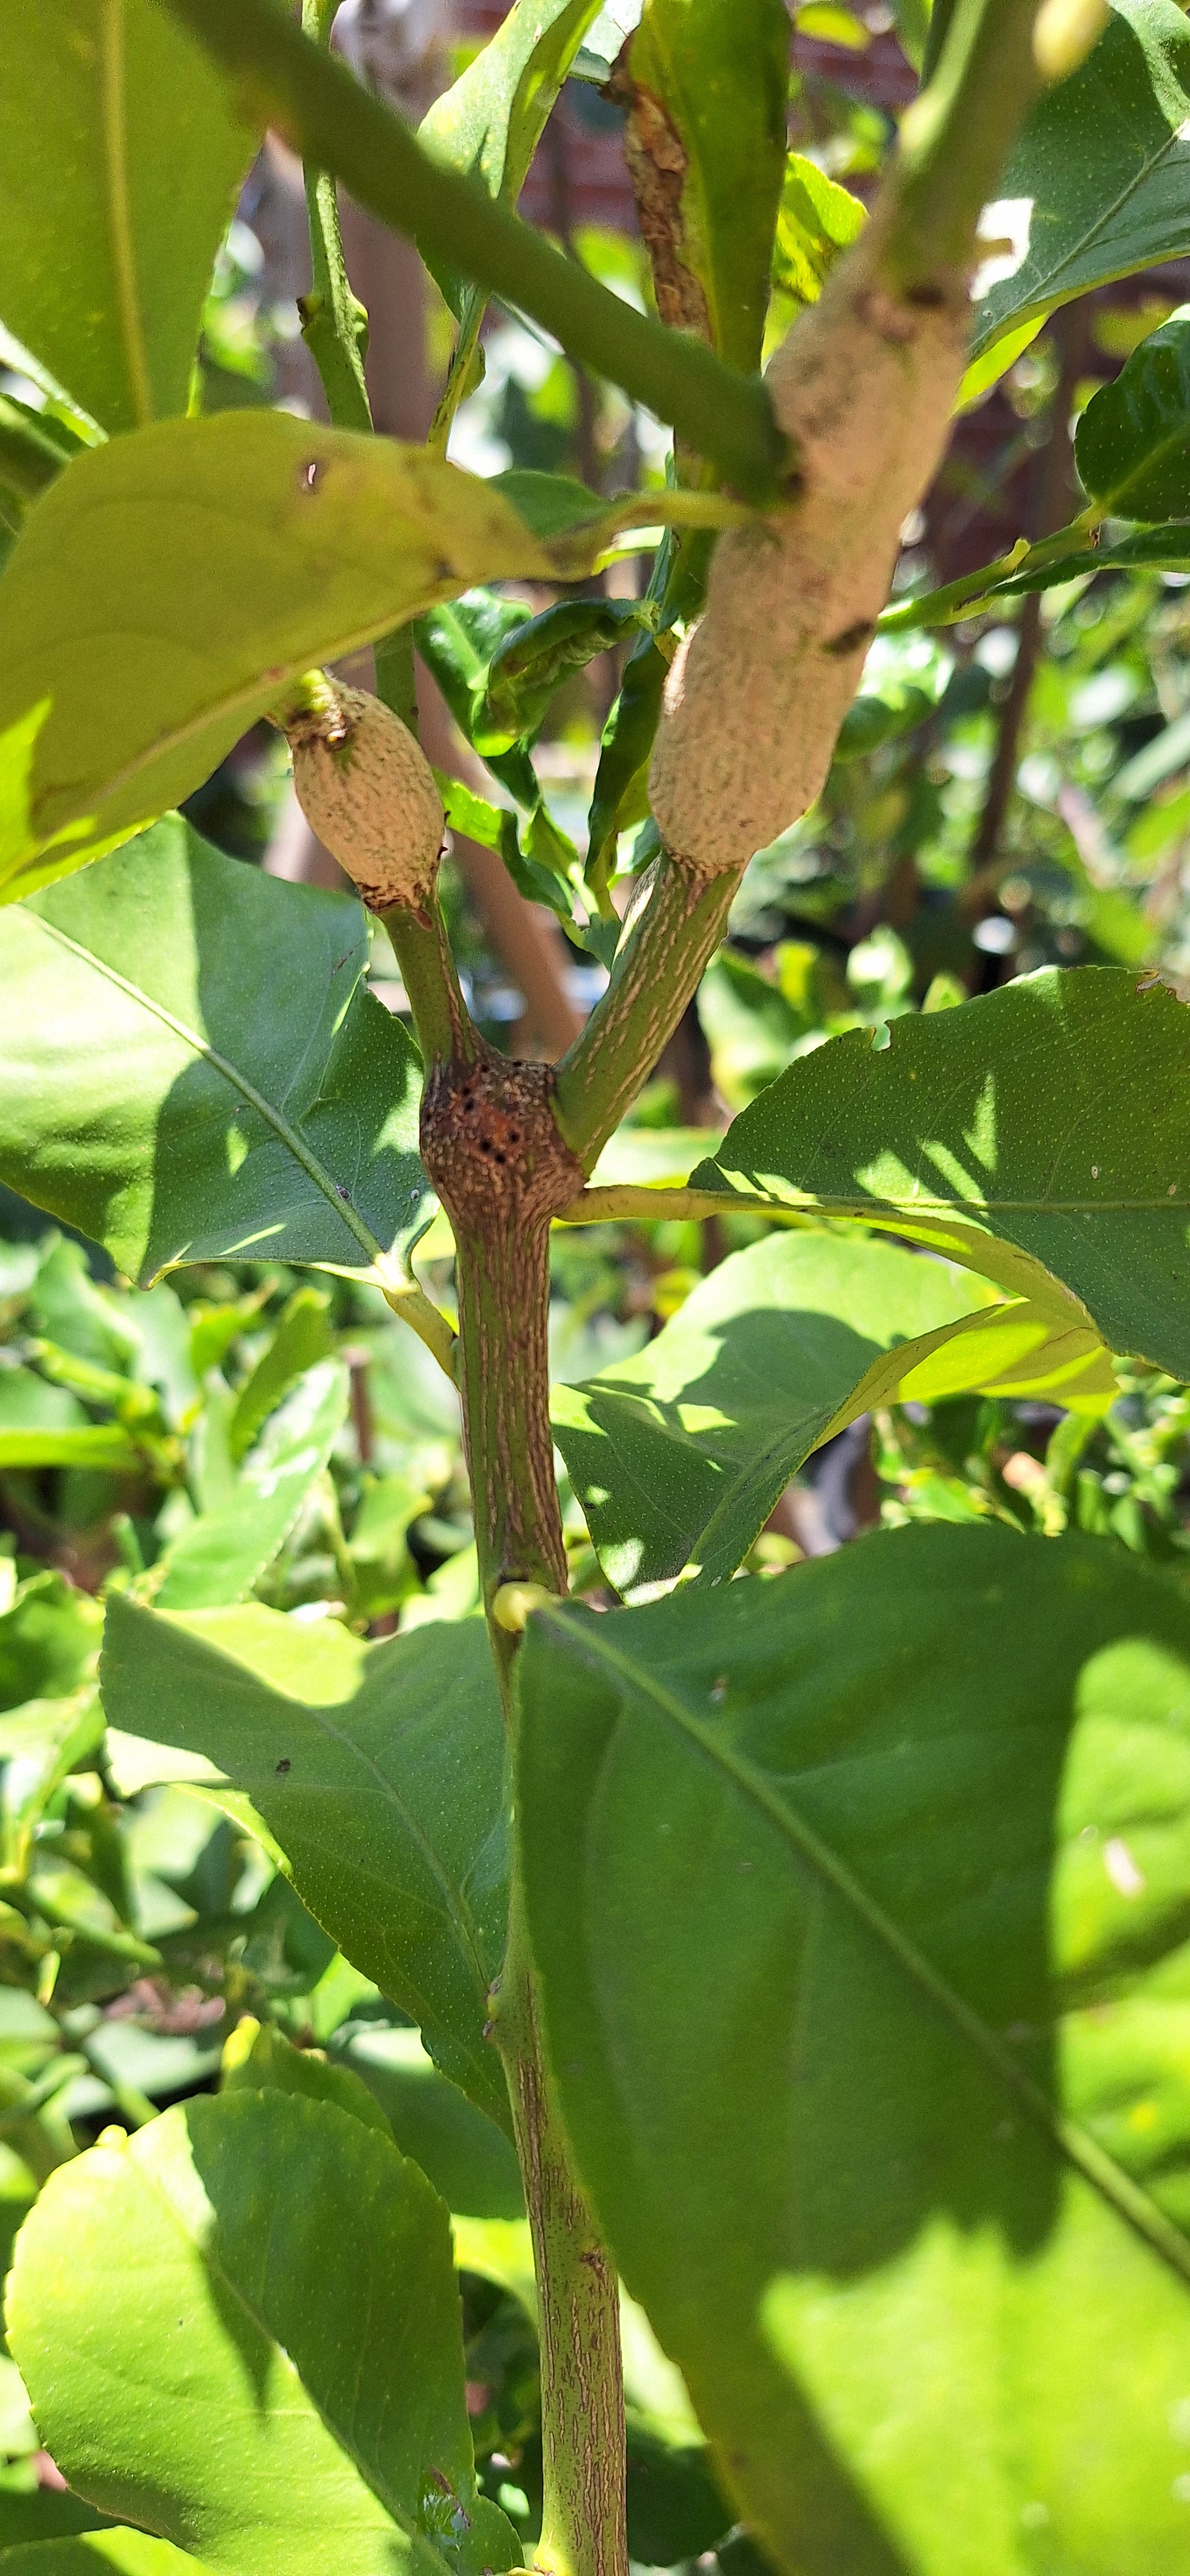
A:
[4,0,1190,2555]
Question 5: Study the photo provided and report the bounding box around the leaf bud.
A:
[287,684,444,912]
[492,1581,555,1633]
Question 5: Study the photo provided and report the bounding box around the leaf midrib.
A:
[546,1609,1190,2293]
[32,912,385,1269]
[101,0,153,428]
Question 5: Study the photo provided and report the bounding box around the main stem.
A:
[412,983,627,2576]
[460,1205,628,2576]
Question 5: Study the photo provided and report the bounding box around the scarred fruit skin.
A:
[288,685,444,911]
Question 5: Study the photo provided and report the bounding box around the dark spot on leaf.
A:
[275,1756,291,1775]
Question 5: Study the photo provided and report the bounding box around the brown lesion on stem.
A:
[604,51,709,342]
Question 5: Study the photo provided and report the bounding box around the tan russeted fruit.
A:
[287,684,444,912]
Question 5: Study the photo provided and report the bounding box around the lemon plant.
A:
[4,2,1190,2572]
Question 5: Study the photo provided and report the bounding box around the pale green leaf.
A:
[228,1287,334,1464]
[0,412,745,898]
[99,1597,511,2131]
[0,2537,204,2573]
[421,0,603,235]
[153,1357,349,1610]
[0,1431,141,1474]
[688,967,1190,1377]
[519,1524,1190,2574]
[8,2092,519,2575]
[551,1232,1113,1592]
[220,2013,394,2138]
[0,0,260,432]
[0,821,431,1284]
[0,412,556,897]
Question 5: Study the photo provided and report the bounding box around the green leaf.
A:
[0,408,747,898]
[613,0,789,373]
[0,1431,141,1474]
[0,412,556,898]
[518,1524,1190,2575]
[0,1692,105,1875]
[476,599,652,754]
[0,2539,202,2574]
[770,153,865,311]
[220,2012,394,2137]
[551,1232,1112,1592]
[0,2488,114,2552]
[8,2091,519,2575]
[1075,306,1190,519]
[417,592,591,917]
[624,2426,732,2567]
[585,635,668,901]
[227,1288,334,1464]
[488,468,751,568]
[0,820,432,1284]
[878,517,1190,631]
[435,776,574,920]
[421,0,600,211]
[153,1357,349,1609]
[0,1575,102,1714]
[832,635,952,762]
[421,0,602,306]
[971,0,1190,364]
[99,1597,511,2130]
[418,0,605,436]
[331,2025,526,2219]
[688,967,1190,1378]
[0,397,86,512]
[0,0,260,434]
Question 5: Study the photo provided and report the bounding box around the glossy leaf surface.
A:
[1075,307,1190,520]
[519,1524,1190,2574]
[0,0,259,432]
[8,2092,517,2573]
[0,821,431,1284]
[551,1232,1112,1592]
[99,1597,511,2129]
[688,967,1190,1378]
[971,0,1190,361]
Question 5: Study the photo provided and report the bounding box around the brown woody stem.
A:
[419,1037,626,2576]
